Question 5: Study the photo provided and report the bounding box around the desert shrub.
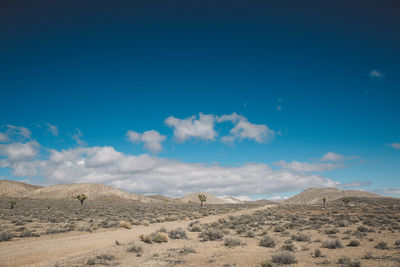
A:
[259,236,276,248]
[119,221,132,229]
[394,239,400,246]
[281,243,295,252]
[274,226,284,232]
[168,228,187,239]
[0,231,12,242]
[271,251,297,265]
[87,254,115,265]
[179,246,196,255]
[357,226,371,232]
[313,248,322,258]
[190,224,202,232]
[260,260,273,267]
[246,231,255,238]
[199,229,224,241]
[347,240,360,247]
[291,233,310,242]
[152,233,168,243]
[324,228,339,235]
[375,241,388,250]
[127,243,143,256]
[322,239,343,249]
[337,256,361,267]
[224,237,244,247]
[140,234,153,244]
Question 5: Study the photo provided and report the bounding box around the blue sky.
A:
[0,0,399,199]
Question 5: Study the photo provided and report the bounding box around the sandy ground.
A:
[0,205,274,267]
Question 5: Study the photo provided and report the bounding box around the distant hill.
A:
[148,195,180,203]
[223,196,245,204]
[0,180,42,197]
[178,192,229,204]
[283,187,384,205]
[25,183,159,202]
[249,199,276,205]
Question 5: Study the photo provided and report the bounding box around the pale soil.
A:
[0,205,273,267]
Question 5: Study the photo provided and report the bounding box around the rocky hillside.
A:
[25,183,159,202]
[283,187,383,205]
[0,180,42,197]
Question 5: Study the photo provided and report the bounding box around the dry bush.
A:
[224,237,244,247]
[168,228,187,239]
[271,251,297,265]
[259,236,276,248]
[199,229,224,241]
[322,239,343,249]
[119,221,132,229]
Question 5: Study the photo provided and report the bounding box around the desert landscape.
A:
[1,180,399,267]
[1,1,400,267]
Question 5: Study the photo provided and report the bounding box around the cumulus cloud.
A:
[126,130,166,154]
[165,113,216,142]
[217,112,275,143]
[0,141,40,177]
[0,141,39,161]
[45,123,59,136]
[369,69,386,79]
[1,143,338,197]
[389,143,400,150]
[274,160,340,172]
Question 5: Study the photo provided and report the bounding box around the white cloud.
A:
[0,141,40,177]
[369,69,386,79]
[374,188,400,196]
[320,152,357,162]
[6,125,31,140]
[274,160,339,172]
[45,123,59,136]
[0,141,39,161]
[389,143,400,150]
[2,143,339,197]
[340,181,372,189]
[165,113,216,142]
[72,129,86,146]
[126,130,166,154]
[217,112,275,143]
[0,132,9,142]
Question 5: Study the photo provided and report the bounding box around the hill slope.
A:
[283,187,383,205]
[0,180,42,197]
[25,183,159,202]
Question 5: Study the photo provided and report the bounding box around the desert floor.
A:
[1,200,400,267]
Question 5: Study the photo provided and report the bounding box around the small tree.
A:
[76,194,87,205]
[8,200,16,209]
[342,198,350,207]
[198,194,207,207]
[323,197,326,209]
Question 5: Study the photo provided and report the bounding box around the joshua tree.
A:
[323,197,326,209]
[342,198,350,207]
[8,200,16,209]
[198,194,207,207]
[76,194,87,205]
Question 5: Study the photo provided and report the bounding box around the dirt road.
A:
[0,205,274,267]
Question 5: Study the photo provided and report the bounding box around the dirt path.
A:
[0,205,274,267]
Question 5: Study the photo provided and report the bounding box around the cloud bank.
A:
[0,141,338,197]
